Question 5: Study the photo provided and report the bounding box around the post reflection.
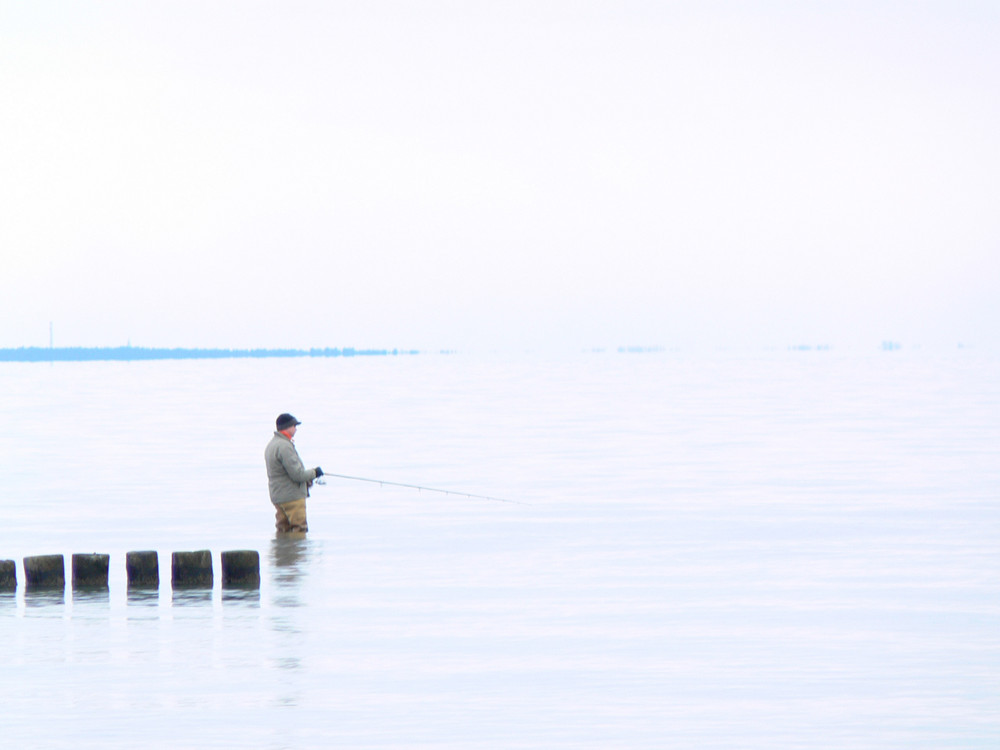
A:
[126,588,159,607]
[24,589,65,614]
[171,588,212,607]
[71,588,110,609]
[222,588,260,607]
[126,587,160,620]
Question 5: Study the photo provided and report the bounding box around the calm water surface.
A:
[1,350,998,748]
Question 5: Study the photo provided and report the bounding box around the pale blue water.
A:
[1,350,998,748]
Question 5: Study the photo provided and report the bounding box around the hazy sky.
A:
[2,1,997,351]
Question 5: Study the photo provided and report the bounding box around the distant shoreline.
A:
[0,346,419,362]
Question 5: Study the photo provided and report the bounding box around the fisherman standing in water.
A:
[265,413,323,533]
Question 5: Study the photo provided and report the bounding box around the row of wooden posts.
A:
[0,550,260,591]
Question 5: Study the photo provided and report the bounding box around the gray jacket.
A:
[265,431,317,505]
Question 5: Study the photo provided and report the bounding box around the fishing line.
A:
[314,473,527,506]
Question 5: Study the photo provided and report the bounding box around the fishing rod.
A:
[314,473,527,506]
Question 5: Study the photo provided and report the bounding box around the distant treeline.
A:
[0,347,419,362]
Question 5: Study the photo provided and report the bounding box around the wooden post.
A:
[171,550,213,588]
[24,554,65,590]
[221,550,260,588]
[0,560,15,591]
[72,553,110,589]
[126,551,159,588]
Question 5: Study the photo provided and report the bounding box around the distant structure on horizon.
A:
[0,346,418,362]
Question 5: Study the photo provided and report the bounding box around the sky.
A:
[1,1,998,352]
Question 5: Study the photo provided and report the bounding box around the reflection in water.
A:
[0,592,15,613]
[268,533,315,708]
[71,589,110,622]
[271,533,309,574]
[270,533,312,609]
[127,588,160,607]
[222,588,260,607]
[71,588,110,615]
[126,587,160,621]
[273,656,302,671]
[24,589,65,614]
[171,589,212,607]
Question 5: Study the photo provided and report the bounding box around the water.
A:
[1,350,998,748]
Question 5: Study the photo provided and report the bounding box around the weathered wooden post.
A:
[126,551,159,588]
[0,560,15,591]
[72,553,110,589]
[171,550,213,588]
[24,554,65,590]
[221,550,260,588]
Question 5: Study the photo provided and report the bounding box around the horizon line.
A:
[0,345,422,362]
[0,340,981,363]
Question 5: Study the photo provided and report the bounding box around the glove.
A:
[314,467,324,478]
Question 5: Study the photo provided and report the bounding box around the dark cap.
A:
[276,413,301,430]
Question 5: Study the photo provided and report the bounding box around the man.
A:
[265,413,323,533]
